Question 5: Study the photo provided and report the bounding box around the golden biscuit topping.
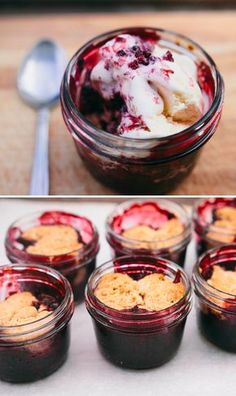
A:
[0,291,50,327]
[207,207,236,243]
[217,207,236,223]
[21,225,83,256]
[207,265,236,295]
[121,218,184,249]
[94,272,185,311]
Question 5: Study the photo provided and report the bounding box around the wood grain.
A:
[0,11,235,195]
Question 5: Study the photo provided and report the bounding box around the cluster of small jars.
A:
[0,198,235,383]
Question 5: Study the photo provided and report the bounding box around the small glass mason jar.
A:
[60,27,224,194]
[85,255,192,369]
[193,197,236,256]
[106,199,192,267]
[0,264,74,383]
[5,211,100,303]
[193,244,236,352]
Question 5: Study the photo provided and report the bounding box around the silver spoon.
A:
[17,39,67,195]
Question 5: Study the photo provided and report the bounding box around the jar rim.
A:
[193,244,236,303]
[86,255,192,322]
[106,199,192,249]
[0,263,74,339]
[5,209,99,262]
[62,26,224,146]
[193,198,236,240]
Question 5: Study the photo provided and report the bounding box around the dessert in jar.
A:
[193,244,236,352]
[61,27,224,194]
[5,211,100,303]
[85,255,192,369]
[193,198,236,256]
[0,264,74,382]
[106,199,191,266]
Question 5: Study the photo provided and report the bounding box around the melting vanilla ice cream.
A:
[90,34,204,138]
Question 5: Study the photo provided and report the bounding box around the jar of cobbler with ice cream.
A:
[5,211,100,303]
[0,264,74,383]
[106,199,192,266]
[61,27,224,194]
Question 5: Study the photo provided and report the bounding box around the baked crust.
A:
[94,272,185,311]
[121,218,184,249]
[21,225,83,256]
[0,291,50,327]
[207,265,236,295]
[207,207,236,243]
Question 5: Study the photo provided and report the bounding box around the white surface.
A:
[0,198,235,396]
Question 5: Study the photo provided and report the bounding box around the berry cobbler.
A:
[94,272,185,312]
[86,255,192,369]
[0,291,52,331]
[19,225,83,256]
[193,198,236,255]
[0,264,74,382]
[61,27,224,193]
[193,244,236,352]
[5,211,100,302]
[106,199,191,266]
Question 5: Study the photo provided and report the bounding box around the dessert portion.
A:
[9,211,97,258]
[94,272,185,311]
[111,201,185,249]
[0,264,74,383]
[86,255,191,369]
[19,225,83,256]
[207,265,236,295]
[62,27,222,195]
[0,291,52,329]
[122,219,184,249]
[207,206,236,243]
[194,199,236,256]
[79,33,205,138]
[193,245,236,352]
[5,211,99,304]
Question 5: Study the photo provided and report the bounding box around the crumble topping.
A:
[121,218,184,249]
[94,272,185,311]
[207,206,236,243]
[0,291,50,327]
[207,265,236,295]
[217,207,236,222]
[21,225,83,256]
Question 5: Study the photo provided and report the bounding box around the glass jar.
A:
[193,198,236,256]
[60,27,224,194]
[85,255,192,369]
[106,199,192,267]
[5,211,100,303]
[0,264,74,383]
[193,244,236,351]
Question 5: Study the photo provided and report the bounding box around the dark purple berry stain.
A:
[163,50,174,62]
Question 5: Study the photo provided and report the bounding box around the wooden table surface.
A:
[0,10,235,195]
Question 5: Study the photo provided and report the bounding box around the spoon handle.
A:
[30,107,49,195]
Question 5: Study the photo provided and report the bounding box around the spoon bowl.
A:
[18,39,67,109]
